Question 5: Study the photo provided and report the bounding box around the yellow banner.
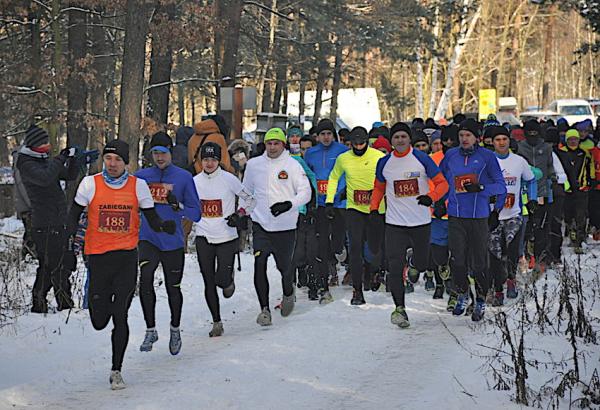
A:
[479,89,497,120]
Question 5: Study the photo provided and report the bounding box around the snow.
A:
[0,220,598,409]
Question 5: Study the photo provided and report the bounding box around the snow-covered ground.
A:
[0,220,598,410]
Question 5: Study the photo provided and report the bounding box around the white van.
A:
[546,99,595,125]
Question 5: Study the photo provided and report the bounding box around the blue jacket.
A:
[303,141,348,208]
[136,164,201,251]
[440,146,506,219]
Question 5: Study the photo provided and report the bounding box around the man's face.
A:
[483,137,493,146]
[288,134,301,145]
[266,140,285,158]
[351,141,367,151]
[201,157,219,173]
[567,137,579,149]
[431,139,443,153]
[493,135,510,155]
[103,153,126,177]
[579,128,590,139]
[151,150,172,169]
[459,130,477,149]
[300,141,313,157]
[344,140,352,149]
[391,131,411,152]
[414,141,429,153]
[319,130,334,147]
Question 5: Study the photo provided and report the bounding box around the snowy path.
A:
[1,251,524,410]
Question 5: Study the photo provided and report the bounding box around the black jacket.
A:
[16,152,79,228]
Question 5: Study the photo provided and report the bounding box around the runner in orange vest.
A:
[68,139,176,390]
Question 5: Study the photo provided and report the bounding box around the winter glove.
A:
[525,200,538,214]
[304,207,317,225]
[416,195,433,207]
[226,212,240,228]
[226,211,249,230]
[339,190,347,201]
[166,192,181,211]
[160,220,176,234]
[463,181,484,193]
[60,147,77,158]
[82,149,100,164]
[488,210,500,232]
[325,204,336,220]
[270,201,292,217]
[489,195,497,205]
[433,200,447,219]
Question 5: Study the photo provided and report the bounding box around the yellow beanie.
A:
[264,128,287,143]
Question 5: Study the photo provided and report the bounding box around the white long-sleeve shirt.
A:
[242,150,311,232]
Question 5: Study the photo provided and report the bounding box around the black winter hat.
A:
[453,113,466,124]
[348,126,368,144]
[411,130,429,145]
[103,139,130,164]
[390,122,412,139]
[200,142,222,161]
[369,126,390,140]
[487,125,510,140]
[441,124,459,144]
[149,131,173,152]
[24,125,49,148]
[315,119,337,138]
[544,127,559,144]
[458,119,481,138]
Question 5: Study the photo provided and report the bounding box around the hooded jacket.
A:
[188,119,233,174]
[228,138,251,179]
[16,149,79,228]
[518,138,555,198]
[439,145,506,219]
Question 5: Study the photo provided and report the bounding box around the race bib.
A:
[98,210,131,233]
[454,174,478,193]
[148,183,173,204]
[353,190,372,205]
[504,193,516,209]
[393,179,419,198]
[202,199,223,218]
[317,180,328,195]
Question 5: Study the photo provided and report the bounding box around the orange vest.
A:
[85,174,140,255]
[429,150,448,219]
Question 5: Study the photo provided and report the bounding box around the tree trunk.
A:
[428,7,440,118]
[191,88,196,125]
[257,0,278,115]
[262,74,272,112]
[66,8,88,150]
[416,52,424,118]
[330,44,343,123]
[272,62,286,113]
[298,78,306,126]
[540,4,556,107]
[29,7,42,123]
[434,1,481,120]
[118,0,152,170]
[178,83,185,126]
[313,57,328,121]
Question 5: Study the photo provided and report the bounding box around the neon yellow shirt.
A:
[326,147,385,214]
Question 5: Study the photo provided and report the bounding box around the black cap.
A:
[524,119,541,137]
[200,142,222,161]
[315,119,337,138]
[411,130,429,145]
[348,126,368,144]
[390,122,412,139]
[103,139,130,164]
[149,131,173,153]
[458,119,481,138]
[544,126,559,144]
[488,125,510,140]
[24,125,49,148]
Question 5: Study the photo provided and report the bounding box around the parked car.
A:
[546,99,595,125]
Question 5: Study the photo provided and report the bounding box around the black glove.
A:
[59,147,77,158]
[433,200,447,218]
[226,212,240,228]
[489,195,497,205]
[304,207,317,225]
[464,181,484,193]
[325,204,336,220]
[488,210,500,232]
[160,220,176,234]
[270,201,292,217]
[339,190,347,201]
[416,195,433,207]
[166,192,181,211]
[525,200,538,214]
[62,249,77,272]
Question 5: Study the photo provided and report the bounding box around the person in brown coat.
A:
[188,118,233,174]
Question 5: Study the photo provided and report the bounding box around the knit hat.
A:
[24,125,49,148]
[149,131,173,153]
[348,127,369,144]
[453,113,466,125]
[557,118,570,130]
[411,130,429,146]
[200,142,222,161]
[286,125,303,139]
[565,129,580,140]
[390,122,412,139]
[430,129,442,143]
[544,127,559,144]
[315,119,337,137]
[487,125,510,140]
[264,128,287,143]
[576,119,593,132]
[372,136,392,153]
[441,124,459,145]
[369,126,390,141]
[103,139,130,164]
[483,116,501,130]
[458,119,481,138]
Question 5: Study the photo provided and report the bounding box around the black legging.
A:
[346,209,381,292]
[31,226,72,306]
[138,240,184,329]
[88,249,137,371]
[315,207,346,291]
[385,223,431,308]
[195,236,238,322]
[252,223,296,309]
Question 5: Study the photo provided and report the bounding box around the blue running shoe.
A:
[471,298,486,322]
[452,292,470,316]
